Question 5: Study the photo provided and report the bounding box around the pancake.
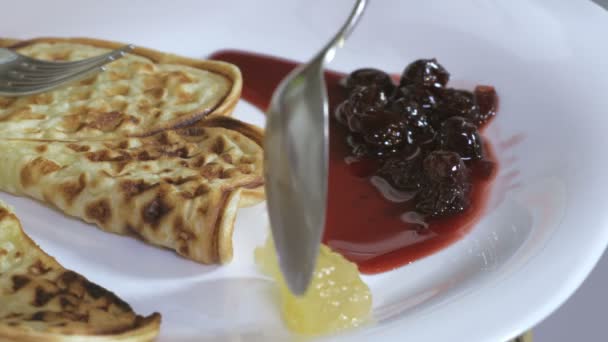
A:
[0,37,241,140]
[0,200,160,341]
[0,116,264,264]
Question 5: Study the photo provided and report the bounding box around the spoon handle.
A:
[318,0,368,65]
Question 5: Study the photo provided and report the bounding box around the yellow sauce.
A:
[255,237,372,335]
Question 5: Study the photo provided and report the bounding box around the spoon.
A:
[264,0,368,295]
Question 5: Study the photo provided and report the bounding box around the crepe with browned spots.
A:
[0,116,264,264]
[0,200,161,341]
[0,37,242,140]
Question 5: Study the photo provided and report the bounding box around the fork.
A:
[0,44,134,96]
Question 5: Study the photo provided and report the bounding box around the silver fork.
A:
[0,44,134,96]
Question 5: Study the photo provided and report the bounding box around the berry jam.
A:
[211,50,499,274]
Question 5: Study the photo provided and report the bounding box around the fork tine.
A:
[5,59,111,87]
[12,56,118,82]
[17,45,133,71]
[7,59,107,80]
[18,52,109,70]
[5,54,120,88]
[0,44,134,96]
[6,45,134,86]
[0,65,108,95]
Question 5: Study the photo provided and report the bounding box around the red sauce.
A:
[211,50,498,274]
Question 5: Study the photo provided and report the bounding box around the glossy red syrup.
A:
[210,50,498,274]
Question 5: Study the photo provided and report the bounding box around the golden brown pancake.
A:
[0,200,161,341]
[0,37,242,140]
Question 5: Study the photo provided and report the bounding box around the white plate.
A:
[3,0,608,341]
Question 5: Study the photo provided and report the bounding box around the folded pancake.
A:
[0,200,160,341]
[0,37,241,140]
[0,116,264,264]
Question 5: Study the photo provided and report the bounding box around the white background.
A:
[534,1,608,340]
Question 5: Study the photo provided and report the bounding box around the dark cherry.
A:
[392,85,438,113]
[349,84,390,110]
[407,117,435,148]
[430,88,480,128]
[437,116,483,161]
[474,85,498,126]
[415,150,471,217]
[347,134,402,158]
[360,110,406,149]
[389,97,436,146]
[389,95,420,116]
[335,85,390,132]
[376,147,424,191]
[400,58,450,89]
[342,68,395,94]
[388,98,435,145]
[416,181,472,218]
[422,150,469,184]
